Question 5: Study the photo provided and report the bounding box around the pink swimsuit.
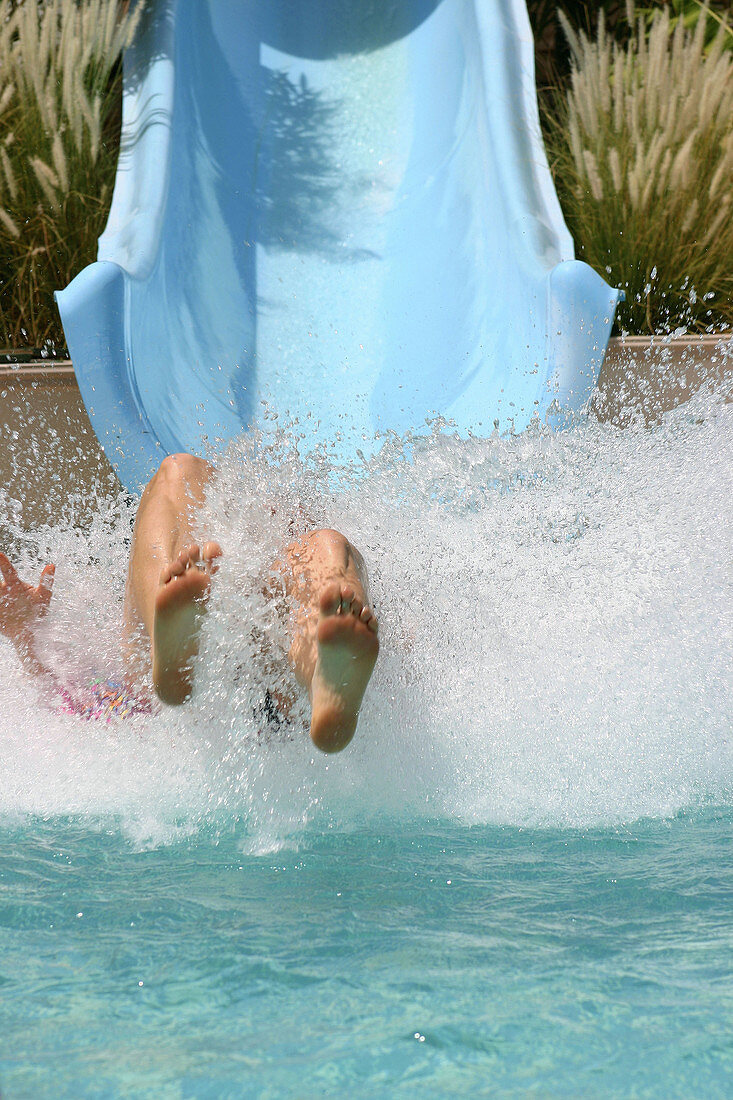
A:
[55,679,153,721]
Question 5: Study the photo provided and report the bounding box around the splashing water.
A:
[0,383,731,851]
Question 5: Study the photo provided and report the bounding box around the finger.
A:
[38,565,55,609]
[0,552,20,588]
[39,564,55,590]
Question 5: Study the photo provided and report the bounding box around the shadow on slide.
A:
[56,0,621,492]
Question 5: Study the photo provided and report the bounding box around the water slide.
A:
[56,0,622,494]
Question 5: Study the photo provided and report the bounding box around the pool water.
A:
[1,382,731,1096]
[1,814,731,1098]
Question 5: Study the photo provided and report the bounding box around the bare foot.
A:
[309,582,379,753]
[152,541,222,705]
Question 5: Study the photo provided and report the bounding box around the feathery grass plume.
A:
[0,84,13,115]
[30,157,61,206]
[582,150,604,202]
[0,207,20,239]
[0,0,143,348]
[51,132,69,195]
[545,3,733,333]
[1,147,17,204]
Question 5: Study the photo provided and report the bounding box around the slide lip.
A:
[55,261,163,494]
[545,258,624,410]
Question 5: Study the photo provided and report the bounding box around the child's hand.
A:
[0,552,55,644]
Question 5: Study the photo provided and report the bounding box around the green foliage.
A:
[634,0,733,50]
[0,0,141,349]
[544,5,733,333]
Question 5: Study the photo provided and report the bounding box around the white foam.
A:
[1,383,731,847]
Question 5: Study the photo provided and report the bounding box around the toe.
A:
[339,586,355,613]
[170,556,186,577]
[367,615,378,634]
[319,583,342,617]
[203,541,223,566]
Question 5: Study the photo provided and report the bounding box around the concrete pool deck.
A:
[1,333,731,533]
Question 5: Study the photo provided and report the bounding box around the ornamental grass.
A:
[545,2,733,333]
[0,0,141,349]
[1,1,731,346]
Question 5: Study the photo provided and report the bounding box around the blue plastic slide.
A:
[56,0,621,493]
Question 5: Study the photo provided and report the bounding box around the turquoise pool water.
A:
[1,814,731,1098]
[1,390,731,1096]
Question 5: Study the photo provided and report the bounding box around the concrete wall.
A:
[0,364,120,537]
[594,334,731,426]
[1,335,730,533]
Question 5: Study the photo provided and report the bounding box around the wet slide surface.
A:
[57,0,620,492]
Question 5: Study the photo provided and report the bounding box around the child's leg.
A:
[280,529,379,753]
[123,453,221,703]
